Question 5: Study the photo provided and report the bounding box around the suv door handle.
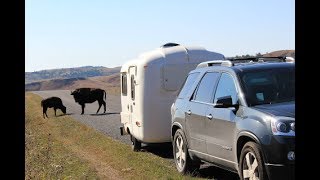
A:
[206,114,213,120]
[187,110,192,115]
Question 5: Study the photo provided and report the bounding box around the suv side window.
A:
[177,72,200,99]
[214,73,238,104]
[192,72,220,103]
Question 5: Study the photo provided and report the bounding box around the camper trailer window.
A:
[131,75,135,100]
[121,73,127,96]
[177,72,200,99]
[192,72,220,103]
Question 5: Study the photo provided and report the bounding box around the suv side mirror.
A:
[215,95,233,108]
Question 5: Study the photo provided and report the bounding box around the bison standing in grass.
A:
[41,97,66,118]
[71,88,107,115]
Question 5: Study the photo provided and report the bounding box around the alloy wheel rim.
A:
[243,152,259,180]
[175,135,186,170]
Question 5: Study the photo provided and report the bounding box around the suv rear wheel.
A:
[173,129,200,175]
[239,142,268,180]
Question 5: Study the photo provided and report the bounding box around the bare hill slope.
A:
[25,50,294,94]
[263,50,295,58]
[26,66,120,84]
[25,73,120,94]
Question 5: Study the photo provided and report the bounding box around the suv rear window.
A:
[177,72,200,99]
[240,68,295,106]
[192,72,220,103]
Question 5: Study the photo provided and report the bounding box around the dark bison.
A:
[71,88,107,115]
[41,97,66,119]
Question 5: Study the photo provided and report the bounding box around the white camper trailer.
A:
[120,43,225,151]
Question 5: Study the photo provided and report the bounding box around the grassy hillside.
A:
[25,50,294,95]
[25,73,120,95]
[26,92,196,179]
[26,66,121,84]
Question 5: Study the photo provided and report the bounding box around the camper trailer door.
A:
[128,66,137,135]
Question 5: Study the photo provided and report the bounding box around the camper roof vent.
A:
[161,42,180,48]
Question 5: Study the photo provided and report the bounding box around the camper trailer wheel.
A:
[130,135,141,151]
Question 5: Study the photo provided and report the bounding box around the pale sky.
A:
[25,0,295,72]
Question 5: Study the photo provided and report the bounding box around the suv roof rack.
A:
[196,60,233,68]
[227,56,295,63]
[196,56,295,69]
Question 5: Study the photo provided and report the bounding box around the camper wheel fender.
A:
[125,125,132,135]
[127,126,131,135]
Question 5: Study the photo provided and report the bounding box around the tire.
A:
[239,142,268,180]
[173,129,200,175]
[130,134,141,152]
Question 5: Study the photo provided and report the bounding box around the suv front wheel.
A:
[239,141,268,180]
[173,129,200,175]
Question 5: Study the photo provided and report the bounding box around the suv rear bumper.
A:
[265,163,295,180]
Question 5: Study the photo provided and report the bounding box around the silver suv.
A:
[171,57,295,180]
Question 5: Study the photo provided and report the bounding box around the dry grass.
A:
[25,94,99,179]
[26,92,198,179]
